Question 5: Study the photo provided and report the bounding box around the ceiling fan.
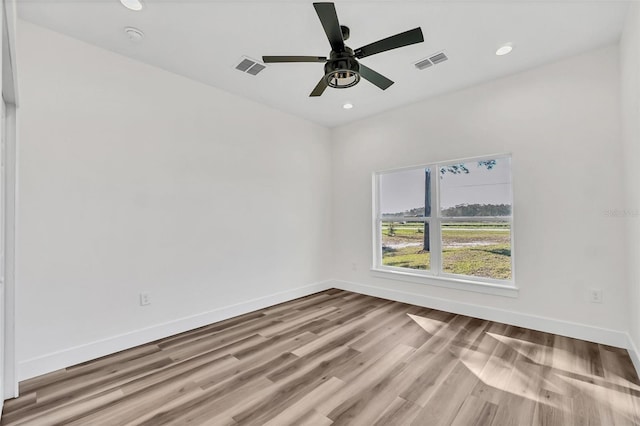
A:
[262,2,424,97]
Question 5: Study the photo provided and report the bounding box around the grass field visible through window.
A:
[381,222,511,280]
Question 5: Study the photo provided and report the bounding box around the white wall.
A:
[15,21,332,379]
[621,4,640,361]
[331,45,629,339]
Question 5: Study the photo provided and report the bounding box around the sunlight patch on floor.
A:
[407,313,447,335]
[557,373,639,421]
[460,352,554,406]
[486,332,546,364]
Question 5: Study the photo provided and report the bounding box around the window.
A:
[375,155,513,287]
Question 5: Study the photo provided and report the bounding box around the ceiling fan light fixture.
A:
[324,58,360,89]
[120,0,143,11]
[326,70,360,88]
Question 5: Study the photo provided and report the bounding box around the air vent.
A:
[236,59,254,72]
[414,58,433,70]
[235,56,266,76]
[429,52,448,64]
[414,51,448,70]
[246,63,266,76]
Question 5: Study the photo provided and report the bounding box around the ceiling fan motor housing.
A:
[325,49,360,88]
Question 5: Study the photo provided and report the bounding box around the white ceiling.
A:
[18,0,630,127]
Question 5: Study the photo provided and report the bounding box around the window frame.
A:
[372,153,517,296]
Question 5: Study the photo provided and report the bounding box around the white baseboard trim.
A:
[626,334,640,378]
[18,280,333,381]
[18,279,640,383]
[329,279,630,349]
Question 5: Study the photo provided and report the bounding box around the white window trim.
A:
[372,153,518,297]
[370,268,519,298]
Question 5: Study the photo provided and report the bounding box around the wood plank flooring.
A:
[3,289,640,425]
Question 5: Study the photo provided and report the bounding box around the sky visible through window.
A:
[380,158,512,215]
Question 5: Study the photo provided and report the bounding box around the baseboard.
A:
[329,279,630,349]
[18,279,637,383]
[626,333,640,379]
[18,280,333,382]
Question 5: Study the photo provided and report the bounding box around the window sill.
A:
[370,268,519,298]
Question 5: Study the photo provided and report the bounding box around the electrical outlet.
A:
[140,292,151,306]
[590,289,603,304]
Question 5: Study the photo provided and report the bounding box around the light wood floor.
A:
[3,289,640,425]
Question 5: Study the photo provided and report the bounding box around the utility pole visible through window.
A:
[424,168,431,251]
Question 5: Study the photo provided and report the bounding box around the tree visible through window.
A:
[377,155,513,283]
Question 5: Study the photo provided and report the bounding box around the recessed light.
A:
[496,44,513,56]
[120,0,143,11]
[124,27,144,43]
[343,103,353,110]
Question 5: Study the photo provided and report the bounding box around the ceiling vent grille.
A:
[429,52,448,64]
[246,63,266,75]
[414,51,448,70]
[414,58,433,70]
[235,56,266,76]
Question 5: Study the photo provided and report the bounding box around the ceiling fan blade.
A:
[313,2,345,52]
[359,64,394,90]
[262,56,327,63]
[355,27,424,59]
[310,77,328,97]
